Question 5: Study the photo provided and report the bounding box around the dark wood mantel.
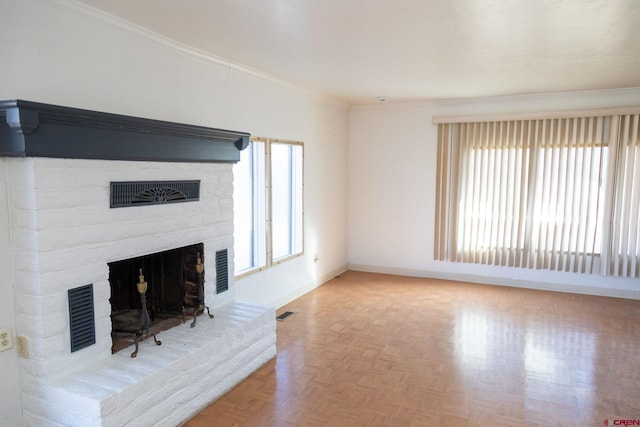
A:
[0,100,250,163]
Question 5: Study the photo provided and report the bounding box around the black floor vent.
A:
[68,284,96,352]
[215,249,229,294]
[276,311,296,321]
[110,180,200,208]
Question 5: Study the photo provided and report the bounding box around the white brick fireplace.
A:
[1,101,277,426]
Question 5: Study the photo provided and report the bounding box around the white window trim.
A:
[234,136,304,279]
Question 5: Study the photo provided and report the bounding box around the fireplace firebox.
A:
[108,243,208,354]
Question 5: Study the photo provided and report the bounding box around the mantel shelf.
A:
[0,100,250,163]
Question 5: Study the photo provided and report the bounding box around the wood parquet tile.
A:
[183,271,640,427]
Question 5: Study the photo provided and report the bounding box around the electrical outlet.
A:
[0,326,13,352]
[17,336,29,358]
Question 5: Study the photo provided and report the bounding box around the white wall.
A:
[349,89,640,299]
[234,98,350,307]
[0,159,22,427]
[0,0,349,301]
[0,0,349,423]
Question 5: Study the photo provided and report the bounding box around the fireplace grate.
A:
[110,180,200,208]
[216,249,229,294]
[68,284,96,353]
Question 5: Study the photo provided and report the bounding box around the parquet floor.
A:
[184,271,640,427]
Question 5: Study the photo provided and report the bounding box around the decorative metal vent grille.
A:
[216,249,229,294]
[276,311,296,321]
[68,284,96,353]
[110,180,200,208]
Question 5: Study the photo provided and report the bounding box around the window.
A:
[233,137,304,276]
[435,114,640,278]
[233,140,266,273]
[271,142,304,261]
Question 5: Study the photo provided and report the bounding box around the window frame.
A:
[233,139,267,277]
[233,137,304,279]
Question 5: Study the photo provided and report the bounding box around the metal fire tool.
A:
[191,252,214,328]
[131,268,162,357]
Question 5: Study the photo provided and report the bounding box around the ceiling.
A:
[77,0,640,105]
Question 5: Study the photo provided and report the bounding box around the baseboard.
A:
[318,264,349,285]
[347,263,640,300]
[273,264,349,309]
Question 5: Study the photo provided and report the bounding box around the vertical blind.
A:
[604,115,640,278]
[435,114,640,278]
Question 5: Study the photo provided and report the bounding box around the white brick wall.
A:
[6,157,274,426]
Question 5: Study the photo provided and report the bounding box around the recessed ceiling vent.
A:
[110,180,200,208]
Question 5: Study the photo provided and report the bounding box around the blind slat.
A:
[628,116,640,277]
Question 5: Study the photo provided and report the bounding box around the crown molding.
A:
[35,0,348,109]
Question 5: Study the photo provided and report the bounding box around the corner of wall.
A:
[0,158,24,426]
